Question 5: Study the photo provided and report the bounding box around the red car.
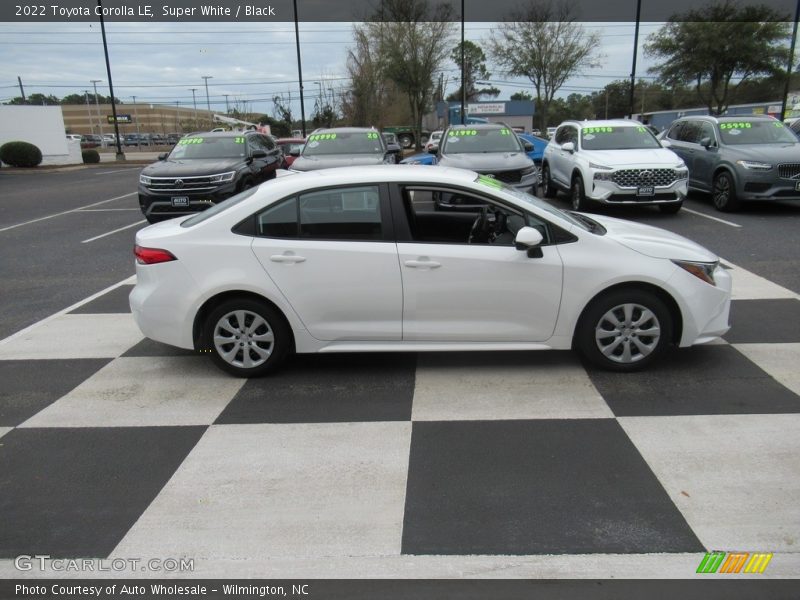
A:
[276,137,305,168]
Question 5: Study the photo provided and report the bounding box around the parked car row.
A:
[66,132,184,148]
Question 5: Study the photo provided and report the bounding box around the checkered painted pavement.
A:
[1,260,799,579]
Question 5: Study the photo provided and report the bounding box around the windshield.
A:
[473,174,590,232]
[168,137,247,160]
[580,126,661,150]
[442,128,523,154]
[302,131,385,156]
[718,120,798,145]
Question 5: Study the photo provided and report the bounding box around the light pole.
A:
[132,95,141,149]
[188,88,198,128]
[84,90,94,135]
[223,94,230,114]
[292,0,306,137]
[202,75,213,115]
[91,79,104,141]
[628,0,642,119]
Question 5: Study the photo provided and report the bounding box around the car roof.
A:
[310,126,377,133]
[560,119,641,128]
[184,131,261,139]
[446,123,507,130]
[276,137,305,143]
[682,114,777,122]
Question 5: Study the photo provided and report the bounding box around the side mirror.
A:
[251,149,268,159]
[515,226,544,258]
[523,141,534,152]
[157,153,167,161]
[289,148,301,157]
[427,144,439,154]
[561,142,575,153]
[660,139,672,148]
[699,137,713,148]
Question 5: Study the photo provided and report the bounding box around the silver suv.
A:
[662,115,800,211]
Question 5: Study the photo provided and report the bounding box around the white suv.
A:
[541,120,689,213]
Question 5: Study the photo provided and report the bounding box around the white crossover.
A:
[542,119,689,213]
[130,165,731,377]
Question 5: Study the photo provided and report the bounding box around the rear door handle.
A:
[404,259,441,269]
[270,253,306,264]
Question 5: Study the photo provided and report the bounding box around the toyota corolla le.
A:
[130,165,731,377]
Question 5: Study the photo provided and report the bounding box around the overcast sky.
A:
[0,21,665,117]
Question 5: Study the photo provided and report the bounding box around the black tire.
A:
[203,298,291,377]
[570,175,589,211]
[712,171,741,212]
[397,134,414,149]
[541,164,557,198]
[576,288,673,372]
[658,201,683,214]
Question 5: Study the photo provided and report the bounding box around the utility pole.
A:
[17,76,26,104]
[132,95,141,149]
[460,0,465,125]
[628,0,642,119]
[175,100,180,131]
[85,90,94,135]
[188,88,198,128]
[292,0,306,137]
[97,0,124,159]
[91,79,104,140]
[223,94,230,114]
[202,75,213,115]
[780,0,800,121]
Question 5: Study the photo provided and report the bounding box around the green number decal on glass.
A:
[179,138,203,145]
[500,128,510,135]
[450,129,477,136]
[309,133,338,141]
[234,137,245,144]
[583,127,613,134]
[367,132,379,139]
[477,174,503,189]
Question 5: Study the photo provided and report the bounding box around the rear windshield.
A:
[169,136,248,160]
[580,126,661,150]
[442,128,523,153]
[302,132,385,156]
[718,120,798,145]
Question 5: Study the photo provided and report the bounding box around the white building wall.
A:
[0,105,72,166]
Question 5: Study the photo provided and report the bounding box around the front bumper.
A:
[589,177,688,204]
[736,169,800,201]
[138,181,238,220]
[671,263,732,347]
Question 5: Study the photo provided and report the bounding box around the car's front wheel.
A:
[712,171,741,212]
[203,298,291,377]
[541,165,557,198]
[576,289,672,372]
[571,175,589,211]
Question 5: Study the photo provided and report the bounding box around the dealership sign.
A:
[467,103,506,115]
[107,114,132,123]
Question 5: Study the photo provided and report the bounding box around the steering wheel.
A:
[468,207,491,244]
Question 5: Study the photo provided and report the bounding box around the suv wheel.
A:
[203,298,291,377]
[712,171,741,212]
[397,134,413,149]
[576,289,672,372]
[571,175,589,211]
[542,165,557,198]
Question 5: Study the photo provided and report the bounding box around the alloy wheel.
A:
[213,310,275,369]
[594,303,661,364]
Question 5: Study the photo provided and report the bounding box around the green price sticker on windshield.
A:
[720,122,752,129]
[500,128,510,136]
[583,127,614,134]
[366,132,379,139]
[308,133,338,141]
[449,129,478,136]
[178,138,203,145]
[476,174,504,189]
[234,137,245,144]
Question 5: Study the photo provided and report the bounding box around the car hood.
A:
[141,158,243,177]
[291,154,386,171]
[581,148,683,167]
[720,143,800,162]
[588,214,718,262]
[438,152,533,171]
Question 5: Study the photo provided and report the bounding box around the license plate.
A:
[171,196,189,207]
[637,186,655,197]
[795,182,800,191]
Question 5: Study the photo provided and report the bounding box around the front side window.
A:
[717,120,798,145]
[580,126,661,150]
[442,127,524,154]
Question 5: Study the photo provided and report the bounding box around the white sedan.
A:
[130,165,731,377]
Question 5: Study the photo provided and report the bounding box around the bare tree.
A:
[488,1,601,132]
[348,0,454,150]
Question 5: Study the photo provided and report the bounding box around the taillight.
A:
[135,245,177,265]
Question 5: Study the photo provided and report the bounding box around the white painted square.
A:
[733,343,800,397]
[619,414,800,551]
[112,422,412,559]
[19,357,243,427]
[411,354,612,421]
[721,259,799,300]
[0,313,143,360]
[0,427,11,440]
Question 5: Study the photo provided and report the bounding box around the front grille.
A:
[481,169,522,184]
[777,163,800,179]
[611,169,678,188]
[606,192,680,203]
[145,175,218,193]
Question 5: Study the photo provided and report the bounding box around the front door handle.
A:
[270,253,306,264]
[404,258,441,269]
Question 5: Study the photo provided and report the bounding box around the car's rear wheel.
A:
[397,134,413,149]
[658,201,683,214]
[576,289,672,372]
[712,171,741,212]
[571,175,589,211]
[203,298,291,377]
[542,165,557,198]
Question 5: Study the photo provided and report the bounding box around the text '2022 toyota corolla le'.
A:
[130,165,731,377]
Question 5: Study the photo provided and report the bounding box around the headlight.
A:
[675,167,689,179]
[520,166,536,176]
[736,160,772,171]
[589,162,612,170]
[209,171,236,184]
[672,259,719,286]
[139,174,152,185]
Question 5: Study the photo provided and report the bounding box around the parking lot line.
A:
[81,220,147,244]
[95,168,140,175]
[682,208,742,228]
[0,192,136,233]
[79,208,140,212]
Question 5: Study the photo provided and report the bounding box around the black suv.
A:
[138,131,282,223]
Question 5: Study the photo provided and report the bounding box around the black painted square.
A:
[725,299,800,344]
[69,285,135,314]
[122,338,197,357]
[0,426,205,558]
[588,345,800,417]
[215,353,416,424]
[402,419,704,555]
[0,359,110,426]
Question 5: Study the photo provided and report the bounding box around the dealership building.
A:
[434,100,536,132]
[61,102,214,136]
